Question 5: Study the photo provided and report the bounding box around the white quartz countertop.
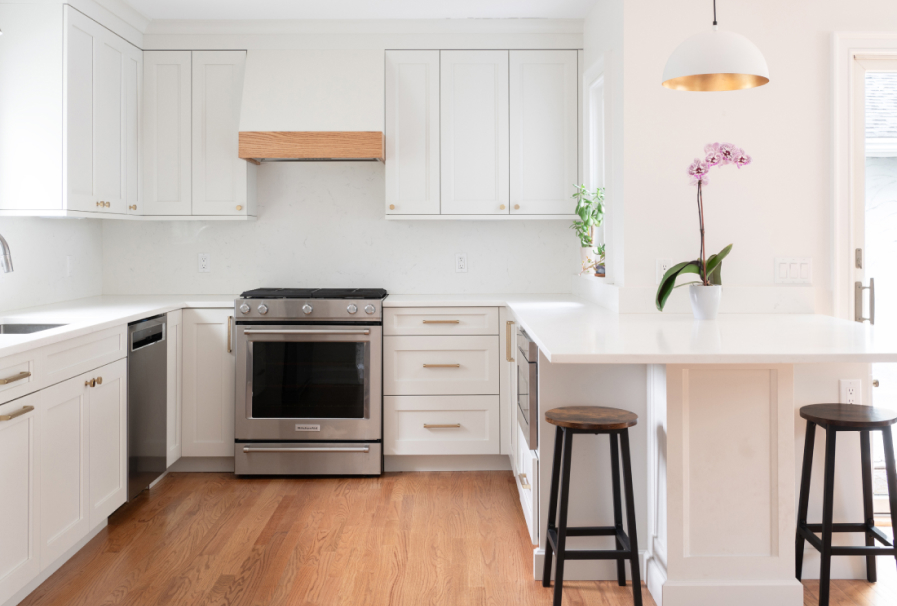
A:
[384,293,897,364]
[0,295,235,358]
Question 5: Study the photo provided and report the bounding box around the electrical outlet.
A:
[198,253,211,273]
[455,253,468,273]
[656,258,673,284]
[774,257,812,284]
[839,379,862,404]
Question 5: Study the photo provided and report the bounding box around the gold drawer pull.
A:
[0,371,31,385]
[422,364,460,368]
[506,320,515,362]
[424,423,461,429]
[518,473,531,490]
[0,405,34,422]
[422,320,460,324]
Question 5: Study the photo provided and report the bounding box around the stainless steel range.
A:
[233,288,386,476]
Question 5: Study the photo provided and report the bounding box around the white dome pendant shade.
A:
[662,1,769,91]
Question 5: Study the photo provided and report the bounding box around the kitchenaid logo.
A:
[295,424,321,432]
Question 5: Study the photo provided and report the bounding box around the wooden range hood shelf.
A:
[239,131,384,163]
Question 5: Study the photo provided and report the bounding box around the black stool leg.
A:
[796,420,816,580]
[542,425,564,587]
[620,429,643,606]
[860,430,878,582]
[882,427,897,572]
[552,429,574,606]
[609,432,626,586]
[819,427,838,606]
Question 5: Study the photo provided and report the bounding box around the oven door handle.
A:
[243,329,371,336]
[242,446,371,454]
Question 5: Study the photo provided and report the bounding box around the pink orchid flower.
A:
[733,149,752,168]
[687,158,710,184]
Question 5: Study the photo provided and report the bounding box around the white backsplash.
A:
[0,217,103,313]
[102,162,579,295]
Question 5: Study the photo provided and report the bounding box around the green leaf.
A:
[655,261,702,311]
[704,243,733,286]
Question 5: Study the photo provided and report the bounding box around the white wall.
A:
[101,163,579,294]
[0,218,103,313]
[583,0,897,314]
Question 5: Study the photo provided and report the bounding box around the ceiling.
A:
[122,0,599,21]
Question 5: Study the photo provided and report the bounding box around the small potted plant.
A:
[571,185,605,271]
[580,244,606,277]
[655,142,751,319]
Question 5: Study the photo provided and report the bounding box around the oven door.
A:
[235,324,382,442]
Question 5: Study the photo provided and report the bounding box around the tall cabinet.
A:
[385,49,579,219]
[142,50,255,218]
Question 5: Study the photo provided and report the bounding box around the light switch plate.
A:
[774,257,812,284]
[839,379,862,404]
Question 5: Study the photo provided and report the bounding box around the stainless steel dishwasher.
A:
[128,314,167,500]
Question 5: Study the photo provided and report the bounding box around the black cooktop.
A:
[240,288,388,300]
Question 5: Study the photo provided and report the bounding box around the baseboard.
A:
[645,552,667,606]
[384,454,511,472]
[661,580,803,606]
[533,547,648,582]
[3,520,108,606]
[168,456,235,472]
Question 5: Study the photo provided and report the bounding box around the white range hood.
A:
[238,49,384,162]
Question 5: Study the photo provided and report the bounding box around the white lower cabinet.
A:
[516,424,539,544]
[166,310,183,467]
[383,335,500,396]
[182,309,235,457]
[0,394,40,605]
[384,395,500,455]
[87,359,127,528]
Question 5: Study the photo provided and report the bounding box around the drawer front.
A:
[517,424,539,543]
[384,335,499,395]
[0,350,40,406]
[384,395,500,455]
[39,326,127,388]
[384,307,499,336]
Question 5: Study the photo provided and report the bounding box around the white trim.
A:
[832,33,897,320]
[384,454,512,472]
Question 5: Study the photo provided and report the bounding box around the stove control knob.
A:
[347,304,358,314]
[364,304,376,315]
[302,304,313,315]
[257,304,268,315]
[239,303,250,314]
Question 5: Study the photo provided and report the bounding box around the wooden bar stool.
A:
[542,406,642,606]
[795,403,897,606]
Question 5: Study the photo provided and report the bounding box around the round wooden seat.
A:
[545,406,638,431]
[799,404,897,429]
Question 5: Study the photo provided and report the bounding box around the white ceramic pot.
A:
[580,247,594,264]
[689,284,722,320]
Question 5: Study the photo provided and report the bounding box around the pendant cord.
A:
[712,0,718,26]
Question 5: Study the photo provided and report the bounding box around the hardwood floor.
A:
[18,471,897,606]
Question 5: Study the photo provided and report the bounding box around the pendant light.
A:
[662,0,769,91]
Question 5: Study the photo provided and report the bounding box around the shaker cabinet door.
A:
[88,359,127,528]
[440,51,509,215]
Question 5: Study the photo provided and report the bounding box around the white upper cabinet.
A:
[143,51,192,216]
[64,7,141,216]
[440,51,510,215]
[510,50,578,215]
[385,51,440,215]
[192,51,251,217]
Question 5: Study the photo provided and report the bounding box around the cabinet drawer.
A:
[384,335,499,395]
[517,424,539,544]
[0,350,40,406]
[38,325,127,388]
[384,395,500,455]
[384,307,498,336]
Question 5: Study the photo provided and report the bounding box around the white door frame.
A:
[832,33,897,320]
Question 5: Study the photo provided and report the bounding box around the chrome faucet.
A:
[0,234,13,273]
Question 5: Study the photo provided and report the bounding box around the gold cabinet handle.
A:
[518,473,531,490]
[129,204,137,211]
[227,316,233,353]
[0,405,35,422]
[236,205,243,211]
[423,423,461,429]
[500,204,506,210]
[96,201,101,207]
[389,204,396,210]
[422,320,460,324]
[422,364,460,368]
[506,320,515,362]
[514,204,520,210]
[89,378,96,388]
[105,202,111,208]
[96,376,102,385]
[0,371,31,385]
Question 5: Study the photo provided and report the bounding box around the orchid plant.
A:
[655,142,752,311]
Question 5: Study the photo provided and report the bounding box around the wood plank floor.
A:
[19,471,897,606]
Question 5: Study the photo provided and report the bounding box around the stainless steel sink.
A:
[0,323,67,334]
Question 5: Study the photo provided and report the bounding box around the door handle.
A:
[242,446,371,453]
[855,279,875,324]
[506,320,515,362]
[0,405,34,422]
[243,329,371,336]
[227,316,233,353]
[0,371,31,385]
